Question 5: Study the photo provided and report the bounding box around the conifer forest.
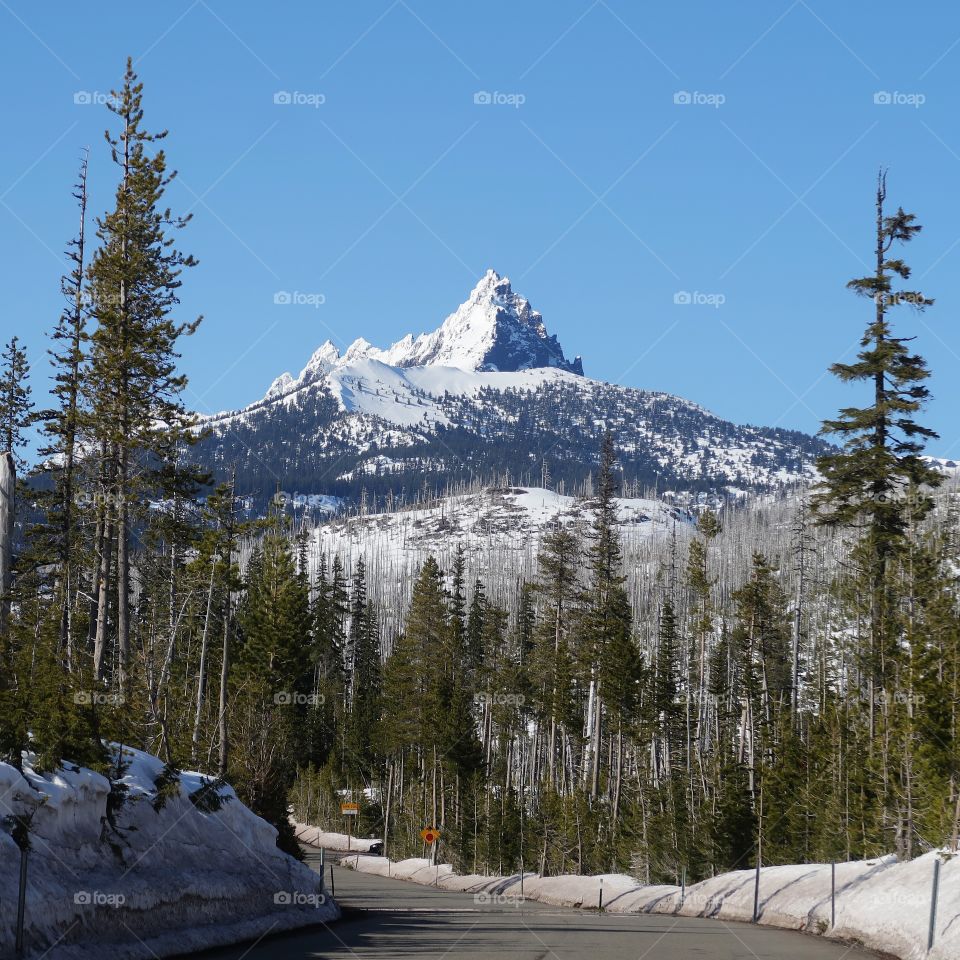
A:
[2,58,959,919]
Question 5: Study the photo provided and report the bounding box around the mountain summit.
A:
[370,269,583,374]
[267,270,582,399]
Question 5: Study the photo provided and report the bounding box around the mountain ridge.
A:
[193,271,830,505]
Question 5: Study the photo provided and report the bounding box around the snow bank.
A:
[652,854,960,960]
[340,850,960,959]
[293,822,380,852]
[0,746,338,959]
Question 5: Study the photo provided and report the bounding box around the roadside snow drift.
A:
[293,823,379,852]
[0,746,337,959]
[339,850,959,960]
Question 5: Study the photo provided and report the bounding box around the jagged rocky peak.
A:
[377,269,583,374]
[265,340,340,398]
[264,371,296,399]
[260,270,583,401]
[301,340,340,378]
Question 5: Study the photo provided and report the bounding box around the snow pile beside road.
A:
[340,849,959,960]
[338,854,669,910]
[0,746,338,959]
[668,853,957,960]
[292,822,380,852]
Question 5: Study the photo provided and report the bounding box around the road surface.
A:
[187,848,884,959]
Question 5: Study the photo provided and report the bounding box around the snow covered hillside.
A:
[192,270,828,507]
[311,485,686,563]
[0,746,336,959]
[299,485,690,640]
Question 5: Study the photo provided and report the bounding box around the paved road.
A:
[188,848,883,959]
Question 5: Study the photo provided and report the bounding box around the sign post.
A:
[341,801,359,851]
[420,827,440,868]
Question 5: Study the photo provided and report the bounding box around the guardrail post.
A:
[15,846,27,957]
[752,857,761,923]
[830,862,835,929]
[927,857,941,952]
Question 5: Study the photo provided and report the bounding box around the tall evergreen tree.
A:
[0,336,32,466]
[87,58,200,690]
[531,522,580,787]
[813,171,940,706]
[37,151,91,661]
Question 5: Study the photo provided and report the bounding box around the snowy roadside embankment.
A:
[293,823,379,852]
[339,849,959,960]
[0,747,338,959]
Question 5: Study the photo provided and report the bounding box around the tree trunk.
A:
[117,451,130,689]
[0,452,14,635]
[217,588,231,777]
[192,557,218,762]
[94,521,114,680]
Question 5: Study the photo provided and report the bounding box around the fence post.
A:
[927,858,941,952]
[598,878,604,914]
[831,862,835,929]
[15,846,27,958]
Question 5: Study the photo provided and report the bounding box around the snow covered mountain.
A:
[194,270,829,506]
[266,269,581,396]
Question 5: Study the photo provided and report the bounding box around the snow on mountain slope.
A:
[257,356,585,427]
[0,745,336,959]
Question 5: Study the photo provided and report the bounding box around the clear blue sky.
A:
[3,1,960,456]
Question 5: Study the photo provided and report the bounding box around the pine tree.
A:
[235,526,312,694]
[36,152,91,661]
[581,430,634,799]
[450,543,467,649]
[0,336,32,466]
[813,171,940,707]
[345,559,383,778]
[345,556,367,704]
[531,522,580,788]
[653,599,682,779]
[731,553,792,795]
[229,522,313,852]
[466,576,486,671]
[87,58,200,690]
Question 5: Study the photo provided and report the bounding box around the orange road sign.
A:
[420,827,440,844]
[341,802,360,816]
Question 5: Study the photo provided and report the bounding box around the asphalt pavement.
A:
[184,846,885,959]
